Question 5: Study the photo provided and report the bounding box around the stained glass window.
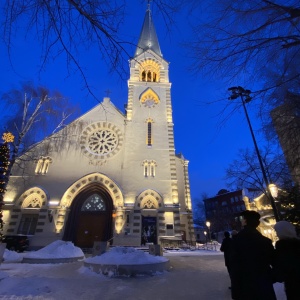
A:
[81,194,106,211]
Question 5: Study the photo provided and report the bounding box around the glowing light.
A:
[2,132,14,143]
[49,200,60,206]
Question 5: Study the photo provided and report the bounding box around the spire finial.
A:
[147,0,152,11]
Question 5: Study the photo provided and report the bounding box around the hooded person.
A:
[230,210,276,300]
[273,221,300,300]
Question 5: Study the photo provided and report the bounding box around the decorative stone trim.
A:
[136,189,163,209]
[60,173,124,209]
[19,187,48,209]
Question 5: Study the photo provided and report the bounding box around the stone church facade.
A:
[3,7,194,249]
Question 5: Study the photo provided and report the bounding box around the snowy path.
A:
[0,253,286,300]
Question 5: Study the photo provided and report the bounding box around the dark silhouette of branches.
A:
[186,0,300,112]
[0,82,79,180]
[1,1,185,99]
[225,147,291,194]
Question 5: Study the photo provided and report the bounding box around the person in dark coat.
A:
[220,231,234,289]
[231,210,276,300]
[273,220,300,300]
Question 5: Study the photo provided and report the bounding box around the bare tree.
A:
[185,1,300,172]
[187,0,300,95]
[0,82,79,180]
[1,0,184,96]
[225,147,292,194]
[193,195,207,226]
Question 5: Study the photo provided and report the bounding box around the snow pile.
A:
[85,246,168,265]
[23,240,84,259]
[3,249,23,263]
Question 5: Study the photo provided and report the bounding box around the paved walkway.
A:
[0,253,286,300]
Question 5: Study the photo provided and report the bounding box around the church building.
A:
[3,7,194,249]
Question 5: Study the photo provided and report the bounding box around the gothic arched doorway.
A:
[63,184,113,248]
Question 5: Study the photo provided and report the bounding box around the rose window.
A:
[88,129,118,155]
[80,122,123,160]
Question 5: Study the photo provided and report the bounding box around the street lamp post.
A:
[205,221,211,242]
[204,231,207,243]
[228,86,280,221]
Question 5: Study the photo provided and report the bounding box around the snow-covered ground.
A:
[0,241,286,300]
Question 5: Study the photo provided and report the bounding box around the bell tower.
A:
[121,5,182,243]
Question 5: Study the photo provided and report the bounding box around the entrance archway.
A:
[63,183,113,248]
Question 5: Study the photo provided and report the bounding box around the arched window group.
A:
[139,59,160,82]
[35,156,52,175]
[141,70,158,82]
[143,160,157,177]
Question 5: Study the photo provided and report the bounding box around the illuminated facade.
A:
[204,188,277,242]
[271,101,300,186]
[3,7,194,249]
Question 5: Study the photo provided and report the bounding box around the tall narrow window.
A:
[150,164,155,177]
[147,122,152,146]
[153,72,157,82]
[35,159,43,174]
[35,156,52,175]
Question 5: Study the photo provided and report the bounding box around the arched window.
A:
[22,193,43,209]
[150,164,155,177]
[35,159,43,174]
[35,156,52,175]
[140,88,160,108]
[81,194,106,211]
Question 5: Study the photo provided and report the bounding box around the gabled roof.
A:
[134,6,162,58]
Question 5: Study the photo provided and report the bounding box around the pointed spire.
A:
[134,3,162,57]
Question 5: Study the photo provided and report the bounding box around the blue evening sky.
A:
[0,2,263,201]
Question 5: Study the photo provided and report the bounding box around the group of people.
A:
[220,210,300,300]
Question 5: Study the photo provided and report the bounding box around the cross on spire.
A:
[105,89,111,97]
[147,0,152,11]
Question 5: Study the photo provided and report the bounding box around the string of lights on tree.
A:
[0,132,14,241]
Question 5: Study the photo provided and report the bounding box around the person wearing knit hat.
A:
[230,210,276,300]
[273,221,300,300]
